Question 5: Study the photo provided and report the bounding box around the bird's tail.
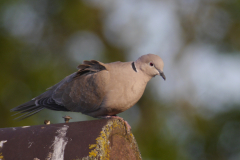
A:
[11,100,45,120]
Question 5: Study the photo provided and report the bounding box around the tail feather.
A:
[11,100,36,112]
[11,98,70,120]
[12,105,41,116]
[11,100,44,120]
[11,107,34,117]
[14,107,45,120]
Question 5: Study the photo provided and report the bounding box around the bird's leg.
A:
[99,115,131,133]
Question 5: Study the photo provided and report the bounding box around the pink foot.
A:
[99,115,131,133]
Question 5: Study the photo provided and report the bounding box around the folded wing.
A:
[11,60,109,119]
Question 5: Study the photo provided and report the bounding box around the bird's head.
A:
[135,54,166,80]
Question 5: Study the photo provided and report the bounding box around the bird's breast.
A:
[103,79,147,115]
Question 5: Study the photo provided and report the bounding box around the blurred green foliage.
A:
[1,0,240,160]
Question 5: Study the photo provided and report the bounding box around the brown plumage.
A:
[11,54,165,131]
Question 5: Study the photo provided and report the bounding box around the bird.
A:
[11,54,165,132]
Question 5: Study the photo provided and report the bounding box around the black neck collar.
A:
[131,62,137,72]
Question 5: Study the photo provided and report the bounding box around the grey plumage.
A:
[11,54,165,120]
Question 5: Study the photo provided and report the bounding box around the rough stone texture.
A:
[82,119,142,160]
[0,119,141,160]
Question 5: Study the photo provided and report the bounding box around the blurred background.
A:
[0,0,240,159]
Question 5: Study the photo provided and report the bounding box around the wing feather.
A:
[52,60,109,113]
[11,60,109,119]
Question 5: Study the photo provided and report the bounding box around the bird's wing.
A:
[52,60,109,113]
[11,60,109,119]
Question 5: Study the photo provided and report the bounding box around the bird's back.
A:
[12,60,110,119]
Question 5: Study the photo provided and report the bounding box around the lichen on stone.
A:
[0,153,4,160]
[80,119,141,160]
[81,119,124,160]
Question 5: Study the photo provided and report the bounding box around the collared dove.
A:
[11,54,165,132]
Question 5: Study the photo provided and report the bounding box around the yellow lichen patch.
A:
[89,150,97,157]
[82,119,127,160]
[80,119,142,160]
[89,144,97,150]
[0,153,4,159]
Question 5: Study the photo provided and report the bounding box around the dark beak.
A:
[160,71,166,80]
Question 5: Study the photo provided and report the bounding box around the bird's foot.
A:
[99,115,131,134]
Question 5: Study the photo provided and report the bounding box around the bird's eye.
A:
[149,62,154,66]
